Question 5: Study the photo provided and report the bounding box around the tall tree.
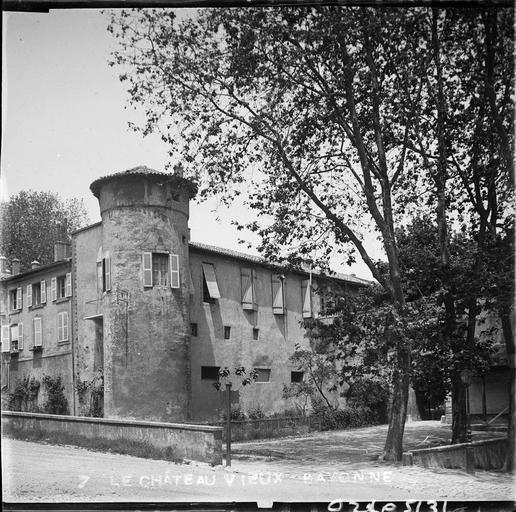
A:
[0,190,89,271]
[108,6,429,461]
[397,7,514,444]
[107,6,513,460]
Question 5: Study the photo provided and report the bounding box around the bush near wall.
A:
[310,405,379,431]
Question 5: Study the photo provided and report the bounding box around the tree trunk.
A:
[451,374,468,444]
[382,345,410,461]
[500,308,514,472]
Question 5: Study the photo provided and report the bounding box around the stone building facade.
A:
[1,166,369,422]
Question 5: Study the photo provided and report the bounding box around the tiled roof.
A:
[1,259,71,283]
[188,241,371,286]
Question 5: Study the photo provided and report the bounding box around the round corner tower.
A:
[90,166,197,422]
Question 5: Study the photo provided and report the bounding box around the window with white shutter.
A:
[18,322,23,350]
[1,325,10,352]
[201,263,221,301]
[16,287,22,310]
[10,324,19,351]
[57,276,66,299]
[65,272,72,297]
[241,268,257,310]
[41,280,47,304]
[33,317,42,347]
[170,254,180,289]
[58,312,69,342]
[272,274,285,315]
[27,285,33,307]
[51,277,57,301]
[301,279,312,318]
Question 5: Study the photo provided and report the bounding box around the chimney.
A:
[173,162,184,178]
[11,258,21,276]
[54,241,71,262]
[31,260,41,269]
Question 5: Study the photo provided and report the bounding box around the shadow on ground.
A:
[232,420,506,466]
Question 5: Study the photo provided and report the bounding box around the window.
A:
[28,282,43,307]
[1,325,9,352]
[142,252,180,289]
[201,366,220,380]
[33,317,42,347]
[58,312,69,342]
[201,263,221,302]
[9,288,22,311]
[191,323,198,337]
[301,279,312,318]
[54,273,72,300]
[252,328,259,340]
[291,371,304,383]
[254,368,271,383]
[241,268,257,310]
[57,276,66,299]
[10,324,19,351]
[272,274,285,315]
[224,326,231,340]
[153,253,169,286]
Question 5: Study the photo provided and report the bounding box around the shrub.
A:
[221,405,246,421]
[346,378,390,424]
[42,375,69,415]
[6,376,40,412]
[309,405,379,431]
[247,405,266,420]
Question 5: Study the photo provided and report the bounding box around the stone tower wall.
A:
[94,172,195,421]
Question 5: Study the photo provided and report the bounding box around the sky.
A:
[1,9,382,280]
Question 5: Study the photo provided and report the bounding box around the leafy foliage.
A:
[7,376,40,412]
[0,191,88,271]
[42,374,69,415]
[107,6,514,460]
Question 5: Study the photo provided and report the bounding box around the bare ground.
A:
[2,421,514,504]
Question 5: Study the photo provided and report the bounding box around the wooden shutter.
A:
[16,287,22,309]
[58,312,68,341]
[143,252,152,287]
[18,322,23,350]
[241,268,254,310]
[170,254,180,289]
[63,312,69,341]
[0,291,5,314]
[201,263,221,299]
[1,325,10,352]
[58,313,63,341]
[33,318,42,347]
[301,279,312,318]
[51,277,57,301]
[105,256,111,291]
[41,280,47,303]
[65,272,72,297]
[27,285,33,307]
[272,275,284,315]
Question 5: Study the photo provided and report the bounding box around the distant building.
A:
[0,166,369,422]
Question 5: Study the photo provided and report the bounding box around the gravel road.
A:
[2,435,514,504]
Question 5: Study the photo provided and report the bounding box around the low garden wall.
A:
[210,416,317,441]
[2,411,223,466]
[403,438,507,473]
